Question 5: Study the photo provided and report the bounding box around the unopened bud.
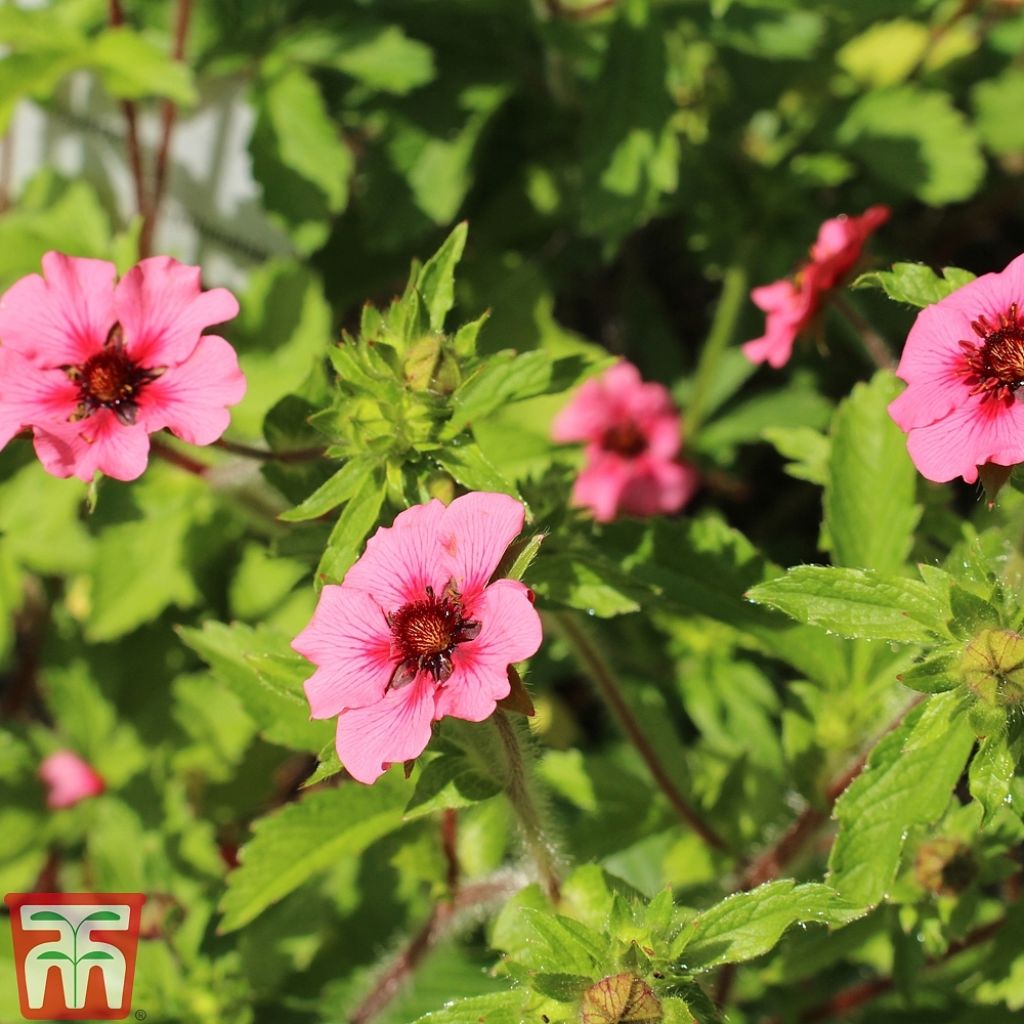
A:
[580,973,662,1024]
[960,629,1024,707]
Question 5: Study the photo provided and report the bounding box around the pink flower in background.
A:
[292,492,543,784]
[552,361,698,522]
[743,205,890,368]
[889,253,1024,484]
[39,750,105,809]
[0,252,245,481]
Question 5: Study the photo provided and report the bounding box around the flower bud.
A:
[580,972,662,1024]
[960,628,1024,707]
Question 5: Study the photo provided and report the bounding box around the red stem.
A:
[108,0,148,221]
[140,0,192,257]
[213,438,327,463]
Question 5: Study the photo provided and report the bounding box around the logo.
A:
[5,893,146,1020]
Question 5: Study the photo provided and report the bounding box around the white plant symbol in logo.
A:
[20,903,130,1010]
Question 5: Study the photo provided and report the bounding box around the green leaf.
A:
[88,27,196,105]
[836,19,929,87]
[824,372,919,573]
[178,621,332,753]
[496,907,606,975]
[433,444,521,502]
[682,881,858,971]
[762,426,830,486]
[579,0,679,243]
[838,86,985,205]
[828,692,976,906]
[601,517,847,686]
[329,24,435,95]
[219,773,409,932]
[251,66,353,251]
[279,458,376,523]
[79,950,115,961]
[29,911,70,923]
[852,262,976,307]
[897,649,959,694]
[969,727,1022,826]
[317,465,386,583]
[36,951,74,962]
[417,222,467,332]
[973,68,1024,156]
[408,992,526,1024]
[746,566,953,643]
[529,551,645,617]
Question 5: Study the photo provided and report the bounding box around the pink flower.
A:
[552,361,698,522]
[39,750,105,809]
[743,206,890,368]
[889,253,1024,484]
[292,492,543,784]
[0,252,245,481]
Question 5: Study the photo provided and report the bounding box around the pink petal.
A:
[343,500,449,612]
[572,455,632,523]
[335,673,436,784]
[438,491,526,603]
[435,579,542,722]
[39,750,105,809]
[904,396,1024,484]
[137,335,246,445]
[292,586,395,718]
[0,349,78,448]
[552,376,615,444]
[645,413,682,461]
[0,253,116,366]
[114,256,240,368]
[33,409,151,482]
[619,457,698,517]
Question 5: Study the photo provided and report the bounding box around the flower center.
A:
[601,422,647,457]
[66,324,161,426]
[387,585,481,688]
[961,304,1024,401]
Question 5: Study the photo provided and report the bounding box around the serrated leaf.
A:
[529,551,645,617]
[89,27,196,105]
[279,458,376,523]
[329,24,435,95]
[408,991,527,1024]
[824,372,919,573]
[838,86,985,205]
[178,621,332,753]
[969,726,1022,826]
[852,262,976,307]
[433,444,521,502]
[828,692,975,906]
[417,222,467,332]
[897,649,959,694]
[501,907,606,975]
[317,465,386,583]
[219,773,408,931]
[682,881,857,971]
[746,566,953,643]
[973,68,1024,156]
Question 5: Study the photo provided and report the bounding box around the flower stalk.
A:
[548,610,730,854]
[492,708,561,904]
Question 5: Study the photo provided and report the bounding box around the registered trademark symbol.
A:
[135,1011,147,1021]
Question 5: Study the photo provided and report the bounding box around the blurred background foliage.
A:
[3,0,1024,1022]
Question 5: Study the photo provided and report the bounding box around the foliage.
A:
[3,2,1024,1023]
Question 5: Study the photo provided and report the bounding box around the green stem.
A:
[549,611,730,854]
[492,709,561,903]
[686,257,750,437]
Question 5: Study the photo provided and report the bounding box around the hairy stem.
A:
[347,875,519,1024]
[833,294,897,372]
[492,709,561,903]
[550,610,729,853]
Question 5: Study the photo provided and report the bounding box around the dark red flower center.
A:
[387,585,481,688]
[66,324,161,426]
[961,304,1024,401]
[601,422,647,457]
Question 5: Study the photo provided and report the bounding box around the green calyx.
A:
[960,628,1024,708]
